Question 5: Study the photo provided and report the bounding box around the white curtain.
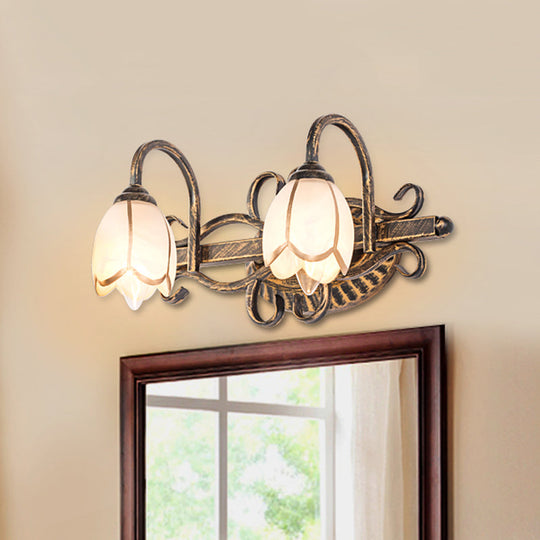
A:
[335,359,418,540]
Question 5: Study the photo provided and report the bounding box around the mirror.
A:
[121,326,446,540]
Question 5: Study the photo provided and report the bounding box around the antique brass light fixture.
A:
[92,114,453,326]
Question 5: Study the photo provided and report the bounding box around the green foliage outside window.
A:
[147,368,323,539]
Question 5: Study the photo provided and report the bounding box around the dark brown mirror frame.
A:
[120,325,447,540]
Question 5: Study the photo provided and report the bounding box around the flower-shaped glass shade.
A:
[262,178,354,295]
[92,200,176,310]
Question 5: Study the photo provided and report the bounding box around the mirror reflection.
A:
[146,358,418,540]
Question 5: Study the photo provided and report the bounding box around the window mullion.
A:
[218,377,228,540]
[322,367,336,539]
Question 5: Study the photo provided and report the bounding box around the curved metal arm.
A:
[129,140,201,273]
[305,114,375,253]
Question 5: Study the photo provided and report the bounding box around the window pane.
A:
[147,377,218,399]
[228,413,321,539]
[228,367,325,406]
[146,408,217,540]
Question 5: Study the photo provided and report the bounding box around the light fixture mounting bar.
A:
[174,215,451,269]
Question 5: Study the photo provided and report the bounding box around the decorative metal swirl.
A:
[347,183,424,223]
[166,215,188,229]
[162,284,190,305]
[395,243,426,278]
[245,275,285,327]
[306,114,375,253]
[380,183,424,220]
[247,171,286,221]
[200,213,263,239]
[130,139,201,273]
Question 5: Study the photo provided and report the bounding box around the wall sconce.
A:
[92,114,453,327]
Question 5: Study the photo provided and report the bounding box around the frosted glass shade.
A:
[262,178,354,295]
[92,200,176,310]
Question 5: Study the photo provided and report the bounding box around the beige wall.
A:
[0,0,539,538]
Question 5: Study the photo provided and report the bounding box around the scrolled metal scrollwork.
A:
[166,215,188,230]
[394,242,426,279]
[247,171,286,222]
[130,140,201,273]
[200,213,263,240]
[161,284,190,305]
[166,210,267,298]
[386,183,424,219]
[306,114,375,253]
[245,276,285,327]
[347,183,424,223]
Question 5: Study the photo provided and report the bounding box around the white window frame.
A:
[146,368,336,540]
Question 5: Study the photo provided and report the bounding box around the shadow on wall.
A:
[445,325,540,540]
[0,64,24,539]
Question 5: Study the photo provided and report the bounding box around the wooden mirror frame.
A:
[120,325,447,540]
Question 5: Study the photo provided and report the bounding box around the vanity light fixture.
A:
[92,114,453,326]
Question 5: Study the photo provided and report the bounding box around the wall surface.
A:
[0,0,539,538]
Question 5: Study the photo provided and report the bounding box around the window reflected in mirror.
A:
[146,358,418,539]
